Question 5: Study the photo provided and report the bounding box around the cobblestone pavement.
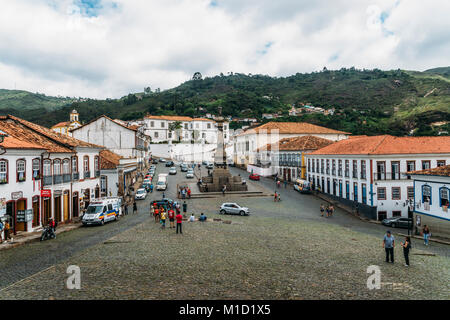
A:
[0,163,448,299]
[0,213,448,299]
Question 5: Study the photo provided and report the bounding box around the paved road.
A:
[1,162,448,291]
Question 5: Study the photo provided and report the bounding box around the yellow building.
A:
[51,109,82,136]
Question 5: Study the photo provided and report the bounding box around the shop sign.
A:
[17,209,33,222]
[11,191,23,200]
[41,189,51,198]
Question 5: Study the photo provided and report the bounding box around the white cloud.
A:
[0,0,448,98]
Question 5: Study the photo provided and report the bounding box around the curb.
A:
[0,223,83,252]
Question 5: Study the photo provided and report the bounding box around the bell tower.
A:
[70,109,79,123]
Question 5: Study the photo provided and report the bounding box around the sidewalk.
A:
[0,222,82,252]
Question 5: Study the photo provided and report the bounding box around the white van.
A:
[156,173,168,191]
[82,197,122,226]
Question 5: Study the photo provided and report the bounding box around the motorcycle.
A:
[40,226,56,241]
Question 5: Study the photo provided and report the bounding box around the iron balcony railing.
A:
[360,172,367,180]
[373,172,408,181]
[73,172,80,181]
[84,171,91,179]
[353,171,358,178]
[43,175,52,186]
[63,173,72,183]
[53,174,63,185]
[95,170,100,178]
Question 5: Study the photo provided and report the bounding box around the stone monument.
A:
[200,108,248,192]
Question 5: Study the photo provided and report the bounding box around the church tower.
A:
[70,109,79,123]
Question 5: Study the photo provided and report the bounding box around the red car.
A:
[249,173,260,181]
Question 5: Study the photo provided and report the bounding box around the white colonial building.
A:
[234,122,350,168]
[409,165,450,239]
[71,115,149,170]
[143,115,229,145]
[0,115,103,234]
[306,135,450,221]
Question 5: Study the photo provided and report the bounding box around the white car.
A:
[169,167,177,175]
[186,170,194,178]
[219,203,250,216]
[135,188,147,200]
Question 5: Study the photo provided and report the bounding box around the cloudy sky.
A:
[0,0,449,98]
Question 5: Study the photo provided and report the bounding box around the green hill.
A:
[0,89,77,111]
[1,67,449,136]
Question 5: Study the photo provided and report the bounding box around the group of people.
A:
[179,187,191,199]
[189,213,207,222]
[383,231,412,267]
[275,179,288,189]
[151,201,185,234]
[273,191,281,202]
[121,199,138,215]
[320,204,335,217]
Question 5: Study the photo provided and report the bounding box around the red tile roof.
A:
[51,121,70,128]
[0,115,103,153]
[238,122,350,136]
[258,136,334,152]
[0,136,46,150]
[100,149,122,170]
[408,165,450,177]
[309,135,450,155]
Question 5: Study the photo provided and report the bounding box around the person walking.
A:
[187,188,191,199]
[277,180,280,188]
[154,206,160,223]
[284,180,287,188]
[133,200,137,214]
[320,204,325,217]
[124,202,129,215]
[329,205,334,217]
[274,191,278,202]
[383,230,395,263]
[168,208,175,228]
[149,183,153,193]
[0,220,4,244]
[222,184,227,196]
[160,210,166,229]
[176,211,183,234]
[182,201,187,216]
[422,225,431,246]
[4,220,11,242]
[277,193,281,202]
[401,236,411,267]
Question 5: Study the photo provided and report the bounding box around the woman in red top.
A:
[176,213,183,234]
[154,207,160,223]
[168,209,175,228]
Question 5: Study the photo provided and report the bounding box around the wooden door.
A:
[32,197,39,227]
[63,192,69,222]
[54,196,61,223]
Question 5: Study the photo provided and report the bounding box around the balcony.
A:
[43,175,52,186]
[338,169,342,176]
[373,172,407,181]
[84,171,91,179]
[353,171,358,178]
[95,170,100,178]
[344,170,349,178]
[332,169,336,176]
[72,172,80,181]
[326,168,330,175]
[53,174,63,185]
[360,172,367,180]
[63,173,72,183]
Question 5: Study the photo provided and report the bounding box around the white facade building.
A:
[409,165,450,238]
[306,135,450,221]
[234,122,350,168]
[143,115,229,145]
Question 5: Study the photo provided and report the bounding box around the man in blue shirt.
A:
[199,213,207,222]
[383,230,395,263]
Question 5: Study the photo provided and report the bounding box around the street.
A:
[0,162,449,299]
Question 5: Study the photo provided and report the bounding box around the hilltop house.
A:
[50,109,82,136]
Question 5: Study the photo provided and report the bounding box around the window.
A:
[168,132,172,139]
[161,122,165,128]
[202,133,206,138]
[440,188,449,207]
[196,123,199,129]
[392,187,401,200]
[16,159,26,182]
[345,160,349,177]
[392,211,402,217]
[84,156,89,172]
[437,160,446,167]
[332,160,336,175]
[0,159,8,184]
[53,159,61,175]
[312,159,315,172]
[94,156,99,172]
[407,187,414,200]
[308,159,311,172]
[184,123,188,129]
[338,160,342,176]
[154,132,159,138]
[352,160,358,178]
[43,160,51,176]
[72,157,78,173]
[345,181,350,200]
[32,158,40,179]
[361,184,367,204]
[376,161,385,180]
[377,187,386,200]
[316,159,320,173]
[207,123,211,129]
[361,160,366,179]
[321,159,324,173]
[326,159,330,174]
[407,161,416,172]
[101,176,107,194]
[422,185,431,204]
[378,211,387,221]
[391,161,400,180]
[63,159,70,174]
[422,161,430,170]
[353,182,358,202]
[150,121,154,128]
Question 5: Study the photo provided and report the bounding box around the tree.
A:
[192,72,203,80]
[144,87,152,95]
[168,121,183,142]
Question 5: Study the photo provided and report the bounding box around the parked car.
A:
[202,161,208,165]
[152,159,158,164]
[151,198,174,208]
[165,160,174,167]
[219,203,250,216]
[159,158,166,163]
[135,188,147,200]
[186,169,194,178]
[249,173,260,181]
[169,167,177,175]
[381,217,413,229]
[181,165,188,172]
[206,163,214,169]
